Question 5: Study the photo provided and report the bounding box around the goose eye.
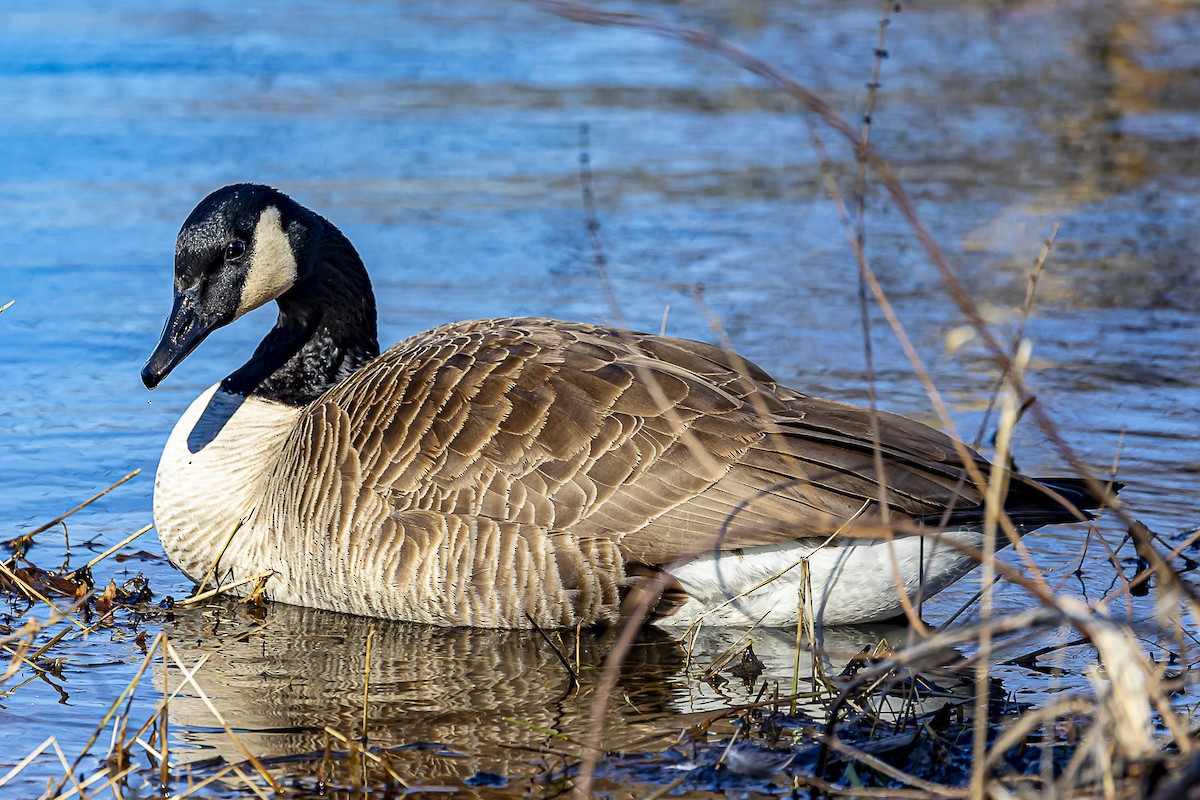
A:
[225,240,247,262]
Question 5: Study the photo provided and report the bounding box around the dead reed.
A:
[523,2,1197,799]
[2,3,1197,799]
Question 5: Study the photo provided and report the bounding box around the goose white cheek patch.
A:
[236,205,298,318]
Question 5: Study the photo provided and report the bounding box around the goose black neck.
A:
[222,222,380,406]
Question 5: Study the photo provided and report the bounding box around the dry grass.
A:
[2,3,1198,799]
[523,3,1197,798]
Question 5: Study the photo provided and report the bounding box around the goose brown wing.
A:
[310,317,760,519]
[616,398,992,562]
[304,318,990,567]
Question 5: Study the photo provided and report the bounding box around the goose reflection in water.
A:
[156,603,960,789]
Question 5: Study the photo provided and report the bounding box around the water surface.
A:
[1,0,1198,796]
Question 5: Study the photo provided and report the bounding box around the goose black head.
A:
[141,184,323,389]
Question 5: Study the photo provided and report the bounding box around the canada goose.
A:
[142,184,1114,629]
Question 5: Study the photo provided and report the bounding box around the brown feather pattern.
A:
[232,316,1007,626]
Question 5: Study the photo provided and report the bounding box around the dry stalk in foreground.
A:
[527,1,1132,537]
[508,5,1189,798]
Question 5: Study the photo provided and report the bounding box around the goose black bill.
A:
[141,285,218,389]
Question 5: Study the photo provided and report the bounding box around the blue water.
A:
[1,1,1198,796]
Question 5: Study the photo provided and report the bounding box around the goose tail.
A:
[922,475,1123,530]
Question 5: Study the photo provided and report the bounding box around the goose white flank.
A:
[141,184,1115,629]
